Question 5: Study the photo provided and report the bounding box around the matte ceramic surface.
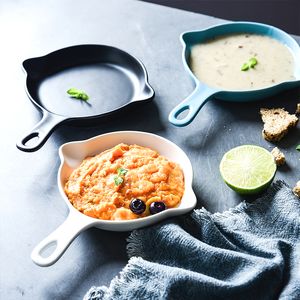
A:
[17,45,154,152]
[169,22,300,126]
[31,131,196,267]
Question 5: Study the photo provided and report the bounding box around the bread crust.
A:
[260,108,298,142]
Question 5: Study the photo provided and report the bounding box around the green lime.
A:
[219,145,276,195]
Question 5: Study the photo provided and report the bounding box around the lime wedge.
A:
[220,145,277,195]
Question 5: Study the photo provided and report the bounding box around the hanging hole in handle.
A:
[22,132,40,147]
[39,241,57,258]
[174,105,190,120]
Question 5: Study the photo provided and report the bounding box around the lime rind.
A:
[219,145,277,194]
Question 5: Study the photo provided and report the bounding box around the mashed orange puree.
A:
[64,143,184,220]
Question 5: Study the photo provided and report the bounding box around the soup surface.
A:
[65,143,184,220]
[190,33,295,90]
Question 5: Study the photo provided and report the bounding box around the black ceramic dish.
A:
[17,44,154,152]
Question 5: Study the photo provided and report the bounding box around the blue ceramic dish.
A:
[169,22,300,127]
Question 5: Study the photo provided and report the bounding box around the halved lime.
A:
[220,145,276,195]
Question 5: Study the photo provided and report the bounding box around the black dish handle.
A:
[16,112,67,152]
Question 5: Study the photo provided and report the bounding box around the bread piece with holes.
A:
[260,108,298,142]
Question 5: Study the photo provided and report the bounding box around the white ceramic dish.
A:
[31,131,196,266]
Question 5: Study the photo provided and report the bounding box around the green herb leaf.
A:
[113,168,128,186]
[67,88,80,95]
[67,88,89,101]
[241,63,250,71]
[296,145,300,151]
[241,57,258,71]
[114,176,124,186]
[117,167,128,176]
[249,57,258,68]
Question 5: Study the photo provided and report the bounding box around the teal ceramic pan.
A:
[169,22,300,127]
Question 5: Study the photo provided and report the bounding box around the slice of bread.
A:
[260,108,298,142]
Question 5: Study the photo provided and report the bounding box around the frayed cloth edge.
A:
[127,180,290,258]
[198,180,289,222]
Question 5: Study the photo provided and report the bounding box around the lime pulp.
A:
[219,145,277,195]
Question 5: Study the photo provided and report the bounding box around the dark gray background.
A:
[0,0,299,299]
[142,0,300,35]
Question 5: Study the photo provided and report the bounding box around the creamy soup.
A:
[190,33,295,90]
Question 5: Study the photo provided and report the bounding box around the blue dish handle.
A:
[168,85,216,126]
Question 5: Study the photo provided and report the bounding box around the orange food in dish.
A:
[64,143,184,220]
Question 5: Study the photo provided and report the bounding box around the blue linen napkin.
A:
[84,181,300,300]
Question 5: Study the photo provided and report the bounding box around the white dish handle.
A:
[31,211,94,267]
